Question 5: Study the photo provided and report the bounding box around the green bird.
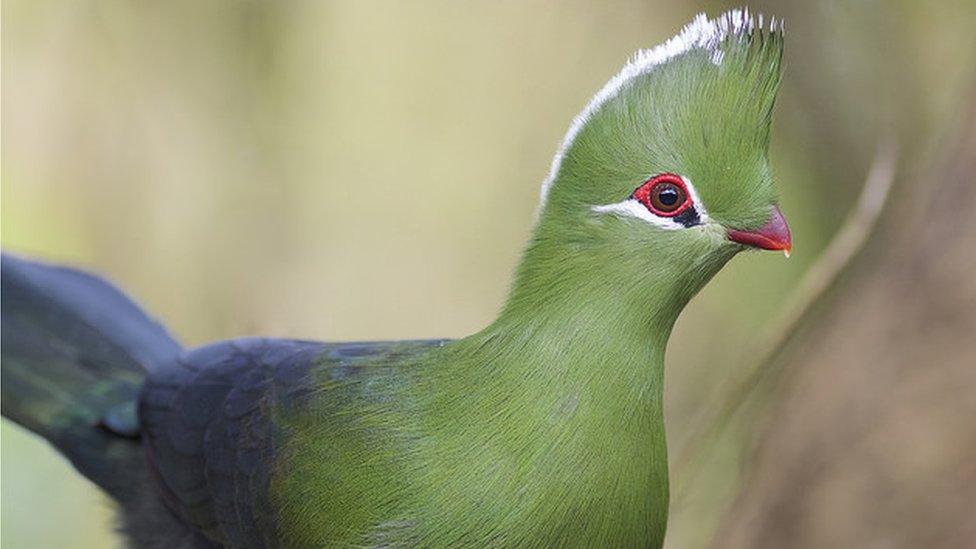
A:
[1,9,790,548]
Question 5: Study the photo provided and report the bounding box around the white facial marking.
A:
[592,200,686,230]
[591,175,711,230]
[538,9,780,209]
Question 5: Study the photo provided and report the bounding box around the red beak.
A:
[727,205,792,255]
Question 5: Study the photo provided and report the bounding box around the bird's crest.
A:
[540,9,784,210]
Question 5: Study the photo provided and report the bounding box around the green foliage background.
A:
[2,1,974,547]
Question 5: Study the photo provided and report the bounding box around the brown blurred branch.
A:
[709,98,976,548]
[672,137,898,502]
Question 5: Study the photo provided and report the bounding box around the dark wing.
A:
[139,337,447,548]
[1,253,181,500]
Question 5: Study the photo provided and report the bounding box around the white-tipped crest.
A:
[538,9,781,208]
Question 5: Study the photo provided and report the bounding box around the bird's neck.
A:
[430,228,724,540]
[468,234,691,441]
[481,223,710,397]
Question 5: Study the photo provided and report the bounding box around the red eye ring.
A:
[633,173,692,217]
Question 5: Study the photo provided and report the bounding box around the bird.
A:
[1,9,790,548]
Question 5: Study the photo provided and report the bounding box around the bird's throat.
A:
[427,257,691,540]
[421,226,732,542]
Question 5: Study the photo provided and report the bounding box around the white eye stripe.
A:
[592,199,687,230]
[591,175,710,229]
[682,176,709,220]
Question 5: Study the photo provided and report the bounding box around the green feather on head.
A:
[509,8,788,322]
[541,8,785,228]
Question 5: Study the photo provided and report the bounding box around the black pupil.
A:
[658,186,679,206]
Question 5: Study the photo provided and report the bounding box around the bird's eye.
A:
[633,173,691,217]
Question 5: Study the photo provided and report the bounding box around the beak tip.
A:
[727,204,792,253]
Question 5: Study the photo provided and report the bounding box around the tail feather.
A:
[1,253,182,501]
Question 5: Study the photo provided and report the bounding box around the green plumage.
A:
[1,9,786,548]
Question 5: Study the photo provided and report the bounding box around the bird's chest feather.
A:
[415,438,668,547]
[272,399,669,547]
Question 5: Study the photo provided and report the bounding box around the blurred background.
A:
[2,1,974,547]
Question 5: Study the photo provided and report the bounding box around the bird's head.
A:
[529,10,789,310]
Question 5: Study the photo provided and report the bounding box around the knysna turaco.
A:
[2,9,791,548]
